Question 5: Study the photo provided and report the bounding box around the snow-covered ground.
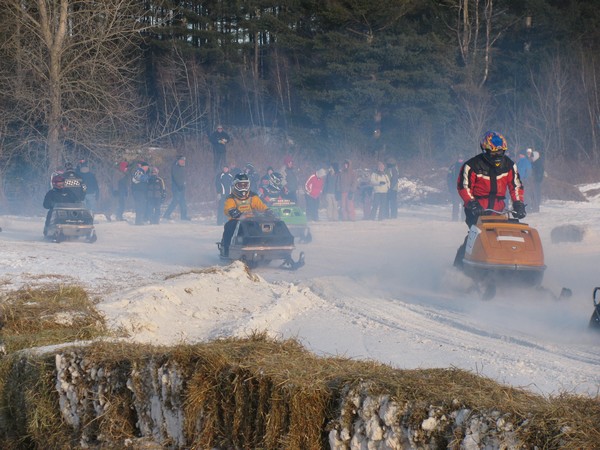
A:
[1,187,599,398]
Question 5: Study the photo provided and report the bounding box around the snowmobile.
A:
[589,287,600,331]
[457,209,545,299]
[217,211,304,270]
[268,199,312,243]
[44,202,97,243]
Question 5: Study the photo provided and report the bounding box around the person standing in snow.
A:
[76,160,99,215]
[454,131,525,267]
[527,147,544,213]
[304,168,327,221]
[279,155,299,203]
[114,161,130,221]
[209,125,230,173]
[146,167,166,224]
[163,155,190,220]
[131,161,150,225]
[215,164,234,225]
[386,158,400,219]
[339,159,357,221]
[447,155,464,222]
[220,173,269,257]
[370,161,390,220]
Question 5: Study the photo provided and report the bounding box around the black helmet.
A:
[233,173,250,199]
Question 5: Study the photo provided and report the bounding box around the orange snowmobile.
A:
[458,209,546,299]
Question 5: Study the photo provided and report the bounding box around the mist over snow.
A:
[0,185,599,398]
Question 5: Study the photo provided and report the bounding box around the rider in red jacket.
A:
[454,131,526,268]
[457,131,526,227]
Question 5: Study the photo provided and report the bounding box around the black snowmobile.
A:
[217,211,304,270]
[44,202,97,243]
[589,287,600,331]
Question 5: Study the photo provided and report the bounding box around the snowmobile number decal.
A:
[496,236,525,242]
[465,226,481,255]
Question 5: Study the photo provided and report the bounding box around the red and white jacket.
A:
[457,153,524,211]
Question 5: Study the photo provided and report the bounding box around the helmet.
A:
[480,131,507,166]
[52,175,65,188]
[269,172,283,191]
[232,173,251,199]
[480,131,507,153]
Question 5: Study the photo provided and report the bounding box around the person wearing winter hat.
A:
[131,161,150,225]
[163,155,190,220]
[209,125,231,173]
[279,155,298,203]
[146,167,166,224]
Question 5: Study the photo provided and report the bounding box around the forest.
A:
[0,0,599,209]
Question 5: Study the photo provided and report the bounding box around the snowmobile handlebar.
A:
[481,208,524,220]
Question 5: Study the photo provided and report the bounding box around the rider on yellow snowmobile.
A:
[221,173,269,257]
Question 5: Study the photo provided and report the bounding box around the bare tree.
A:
[0,0,147,174]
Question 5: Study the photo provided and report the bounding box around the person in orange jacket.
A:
[221,173,269,257]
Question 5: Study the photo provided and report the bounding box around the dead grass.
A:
[0,284,107,353]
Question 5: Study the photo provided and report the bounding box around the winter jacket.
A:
[280,164,299,193]
[457,153,524,211]
[171,162,186,192]
[216,171,234,196]
[62,169,87,201]
[305,170,326,199]
[43,188,79,209]
[516,156,532,181]
[79,171,99,200]
[386,163,400,192]
[370,171,390,194]
[147,175,166,201]
[223,193,268,219]
[339,160,357,194]
[131,167,149,193]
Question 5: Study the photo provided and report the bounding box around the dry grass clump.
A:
[0,284,106,353]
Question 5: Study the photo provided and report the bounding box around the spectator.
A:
[131,161,150,225]
[77,160,99,215]
[209,125,230,173]
[323,162,340,221]
[516,151,532,183]
[114,161,129,221]
[304,168,327,221]
[164,155,190,220]
[243,163,260,191]
[215,164,234,225]
[339,159,358,221]
[447,155,464,222]
[43,175,79,237]
[146,167,166,224]
[370,161,390,220]
[527,147,544,213]
[386,158,400,219]
[279,155,299,203]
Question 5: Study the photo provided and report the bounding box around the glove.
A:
[347,191,354,201]
[512,201,527,219]
[466,200,483,217]
[228,207,242,219]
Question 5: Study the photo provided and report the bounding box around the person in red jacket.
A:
[454,131,526,267]
[304,168,326,221]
